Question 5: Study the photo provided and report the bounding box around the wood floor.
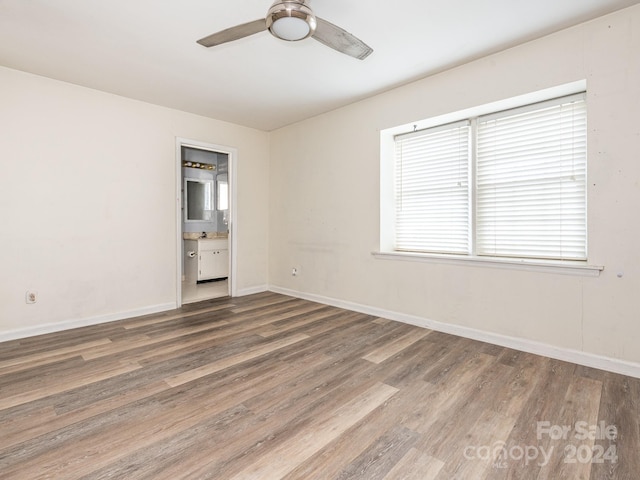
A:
[0,292,638,479]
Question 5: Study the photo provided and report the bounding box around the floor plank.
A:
[229,382,399,480]
[362,328,431,364]
[383,447,444,480]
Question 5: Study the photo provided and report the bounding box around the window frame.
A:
[376,82,603,277]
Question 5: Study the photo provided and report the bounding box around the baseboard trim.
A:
[0,302,176,343]
[235,284,269,297]
[1,284,268,343]
[269,285,640,379]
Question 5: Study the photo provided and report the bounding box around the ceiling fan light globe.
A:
[271,17,310,41]
[266,1,316,41]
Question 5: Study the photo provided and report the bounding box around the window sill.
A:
[371,251,603,277]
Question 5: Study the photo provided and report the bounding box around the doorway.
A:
[176,138,236,306]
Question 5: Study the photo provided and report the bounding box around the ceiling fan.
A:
[197,0,373,60]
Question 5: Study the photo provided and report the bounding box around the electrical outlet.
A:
[26,290,37,304]
[292,267,298,276]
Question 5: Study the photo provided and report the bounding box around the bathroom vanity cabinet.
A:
[184,238,228,282]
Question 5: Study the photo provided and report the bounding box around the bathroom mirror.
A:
[184,178,213,222]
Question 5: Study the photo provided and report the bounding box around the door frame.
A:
[175,137,238,307]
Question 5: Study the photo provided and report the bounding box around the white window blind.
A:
[476,94,587,260]
[391,92,587,262]
[394,121,470,254]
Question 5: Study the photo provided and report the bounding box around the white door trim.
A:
[175,137,238,307]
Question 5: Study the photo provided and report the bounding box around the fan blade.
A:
[197,19,267,47]
[312,17,373,60]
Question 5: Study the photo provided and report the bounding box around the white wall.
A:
[269,6,640,367]
[0,66,269,339]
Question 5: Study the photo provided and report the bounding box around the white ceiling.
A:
[1,0,638,131]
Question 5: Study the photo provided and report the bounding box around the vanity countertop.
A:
[183,232,228,240]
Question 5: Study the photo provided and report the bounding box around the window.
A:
[395,121,471,254]
[393,93,587,262]
[217,174,229,211]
